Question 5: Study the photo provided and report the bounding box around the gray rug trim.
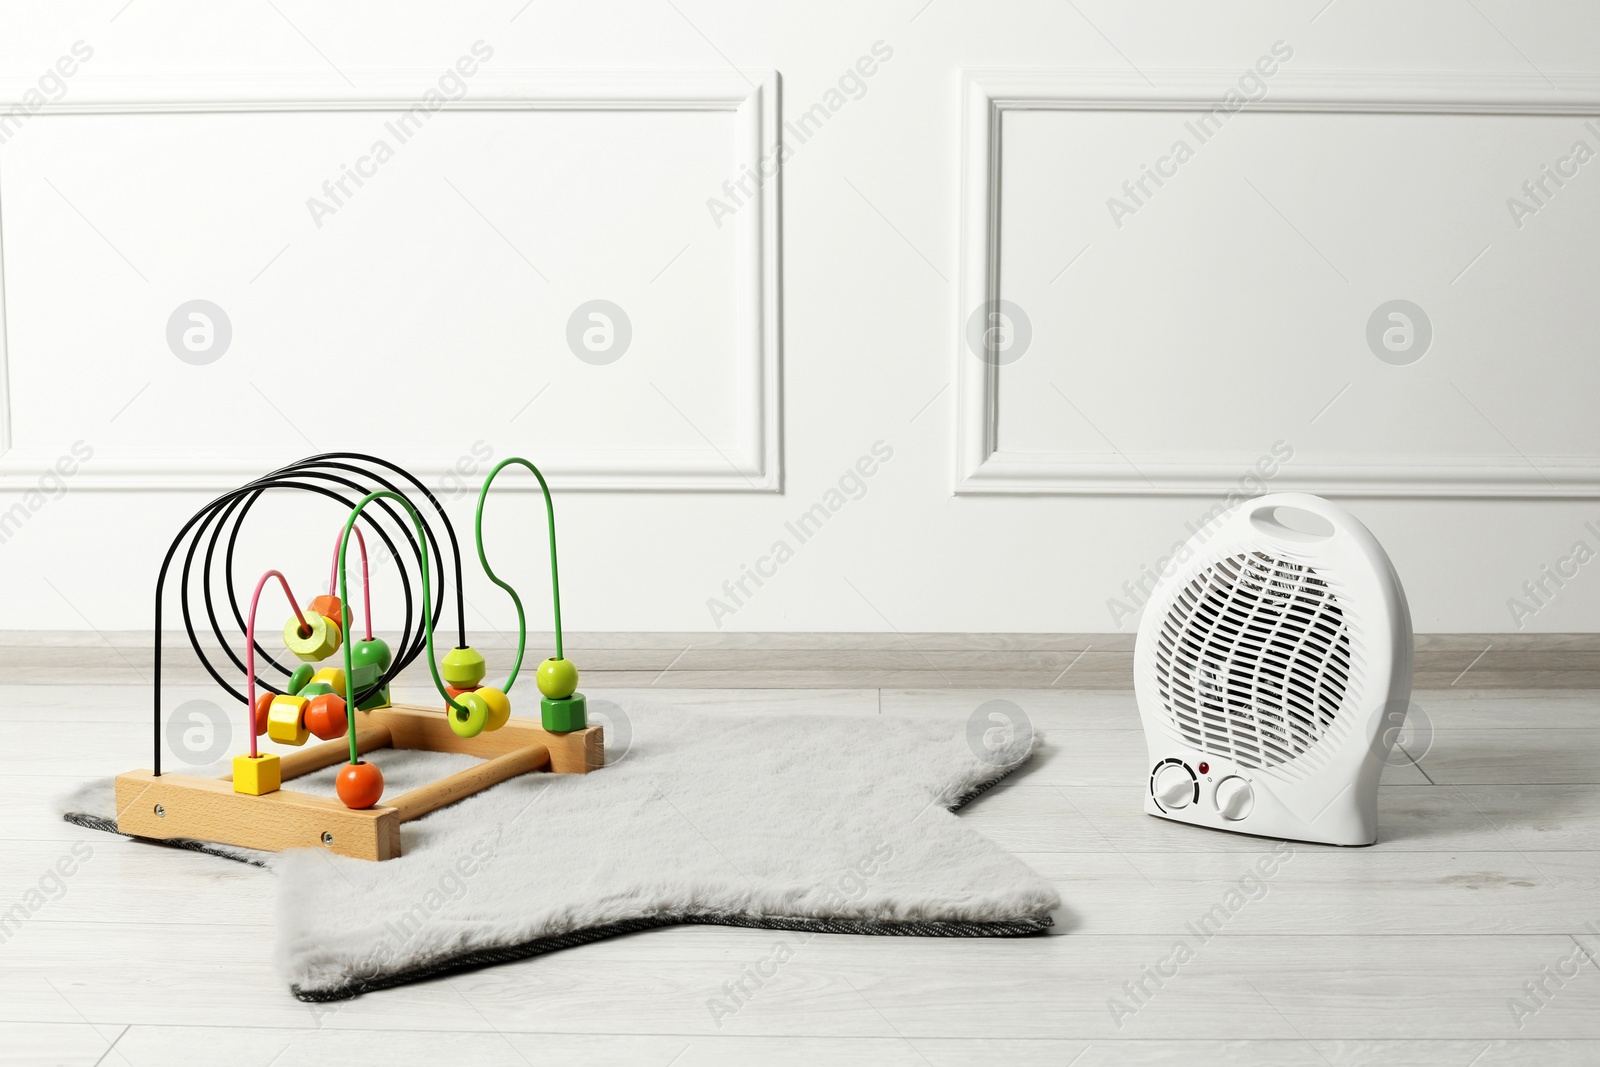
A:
[291,911,1055,1002]
[947,759,1027,812]
[66,765,1051,1005]
[62,811,271,867]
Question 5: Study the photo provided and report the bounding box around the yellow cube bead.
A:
[284,613,341,663]
[267,694,310,746]
[311,666,347,699]
[232,753,282,795]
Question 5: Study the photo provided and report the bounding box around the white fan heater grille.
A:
[1155,551,1353,772]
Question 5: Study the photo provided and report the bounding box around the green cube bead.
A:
[356,685,391,712]
[541,693,587,733]
[350,661,383,691]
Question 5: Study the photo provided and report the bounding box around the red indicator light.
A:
[1198,762,1209,774]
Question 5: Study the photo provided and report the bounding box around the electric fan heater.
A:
[1133,493,1413,846]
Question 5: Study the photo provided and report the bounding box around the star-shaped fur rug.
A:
[63,699,1059,1000]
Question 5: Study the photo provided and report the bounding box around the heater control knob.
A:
[1151,762,1196,809]
[1215,776,1254,821]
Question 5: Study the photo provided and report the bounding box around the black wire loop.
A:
[152,454,466,776]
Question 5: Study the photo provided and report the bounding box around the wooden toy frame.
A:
[116,705,603,860]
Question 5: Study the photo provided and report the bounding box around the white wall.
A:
[2,1,1599,636]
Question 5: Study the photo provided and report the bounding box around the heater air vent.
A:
[1154,551,1351,770]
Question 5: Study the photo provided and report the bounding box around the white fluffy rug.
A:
[63,699,1059,1000]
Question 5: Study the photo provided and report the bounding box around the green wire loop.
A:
[474,457,563,693]
[337,490,462,764]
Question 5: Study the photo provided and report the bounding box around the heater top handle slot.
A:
[1248,494,1340,545]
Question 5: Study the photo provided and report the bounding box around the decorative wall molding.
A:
[0,70,781,492]
[956,68,1600,497]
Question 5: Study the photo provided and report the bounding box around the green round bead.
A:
[350,637,392,672]
[349,637,393,697]
[536,657,579,699]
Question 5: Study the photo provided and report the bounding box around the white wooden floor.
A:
[5,682,1600,1066]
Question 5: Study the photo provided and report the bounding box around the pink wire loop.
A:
[245,570,309,760]
[329,526,373,641]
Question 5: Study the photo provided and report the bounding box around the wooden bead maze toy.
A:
[115,453,601,860]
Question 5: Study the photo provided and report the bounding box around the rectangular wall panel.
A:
[957,69,1600,496]
[0,71,780,490]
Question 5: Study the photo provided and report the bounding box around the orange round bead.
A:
[335,761,384,809]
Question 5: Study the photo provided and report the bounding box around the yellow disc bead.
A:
[284,613,341,663]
